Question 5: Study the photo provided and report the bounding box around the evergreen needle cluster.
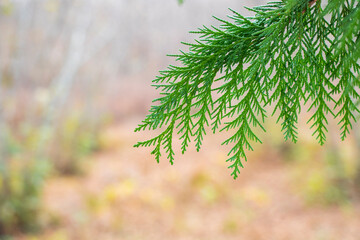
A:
[134,0,360,179]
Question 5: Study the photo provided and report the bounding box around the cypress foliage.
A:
[135,0,360,179]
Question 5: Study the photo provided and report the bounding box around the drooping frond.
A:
[135,0,360,179]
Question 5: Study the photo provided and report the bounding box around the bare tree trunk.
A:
[36,1,93,156]
[11,0,34,90]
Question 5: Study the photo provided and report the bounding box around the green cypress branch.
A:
[135,0,360,179]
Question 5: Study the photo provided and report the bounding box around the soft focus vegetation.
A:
[0,0,114,235]
[49,111,105,175]
[263,116,360,206]
[0,0,359,239]
[0,158,49,234]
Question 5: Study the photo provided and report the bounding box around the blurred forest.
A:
[0,0,359,239]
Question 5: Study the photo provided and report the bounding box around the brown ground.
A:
[20,118,360,240]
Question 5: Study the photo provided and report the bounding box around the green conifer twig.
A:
[135,0,360,179]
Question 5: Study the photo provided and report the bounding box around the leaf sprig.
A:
[135,0,360,179]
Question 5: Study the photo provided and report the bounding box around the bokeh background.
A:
[0,0,360,239]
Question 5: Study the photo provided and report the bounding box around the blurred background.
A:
[0,0,359,239]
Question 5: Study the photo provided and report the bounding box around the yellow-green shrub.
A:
[0,157,49,235]
[49,111,104,175]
